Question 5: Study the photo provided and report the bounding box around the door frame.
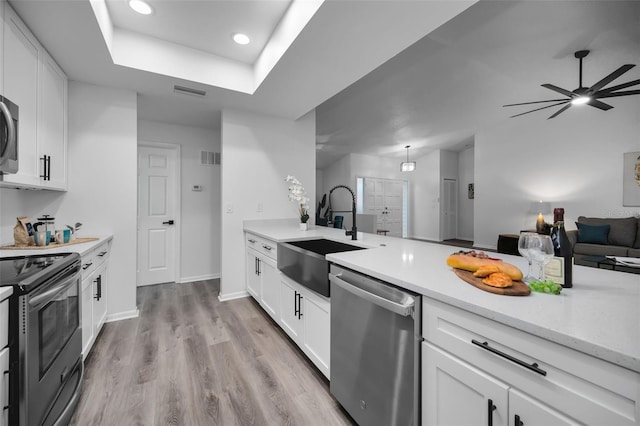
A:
[440,177,458,241]
[357,175,409,237]
[137,141,182,285]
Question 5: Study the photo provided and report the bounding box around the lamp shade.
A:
[401,161,416,172]
[529,200,551,214]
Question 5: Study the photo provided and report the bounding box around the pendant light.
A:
[401,145,416,172]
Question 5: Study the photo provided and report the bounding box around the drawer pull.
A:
[82,262,93,270]
[262,245,273,251]
[248,239,257,244]
[97,251,108,257]
[472,340,547,376]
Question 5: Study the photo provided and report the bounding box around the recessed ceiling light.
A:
[129,0,153,15]
[232,33,250,45]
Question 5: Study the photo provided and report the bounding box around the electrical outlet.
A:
[257,203,263,212]
[225,203,233,213]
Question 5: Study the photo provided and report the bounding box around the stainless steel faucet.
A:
[329,185,357,240]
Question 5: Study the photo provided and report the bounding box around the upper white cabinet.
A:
[1,4,67,190]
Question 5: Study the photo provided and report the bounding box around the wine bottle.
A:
[549,208,573,288]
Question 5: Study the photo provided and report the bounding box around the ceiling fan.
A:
[504,50,640,119]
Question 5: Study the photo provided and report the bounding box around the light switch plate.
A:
[225,203,233,213]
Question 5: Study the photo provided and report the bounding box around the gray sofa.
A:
[566,216,640,265]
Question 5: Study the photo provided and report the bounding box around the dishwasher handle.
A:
[329,273,414,317]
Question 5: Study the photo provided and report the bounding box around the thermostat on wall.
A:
[192,185,203,191]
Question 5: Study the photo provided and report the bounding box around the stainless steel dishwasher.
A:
[329,264,421,426]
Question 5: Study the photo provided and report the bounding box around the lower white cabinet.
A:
[278,274,330,378]
[246,246,280,322]
[81,241,110,358]
[0,347,8,426]
[422,297,640,426]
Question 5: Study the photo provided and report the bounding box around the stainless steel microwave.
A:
[0,95,19,174]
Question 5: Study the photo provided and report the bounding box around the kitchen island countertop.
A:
[244,219,640,373]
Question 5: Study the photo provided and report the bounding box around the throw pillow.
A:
[577,216,637,248]
[576,222,610,245]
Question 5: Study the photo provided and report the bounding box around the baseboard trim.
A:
[218,291,249,302]
[178,273,220,284]
[105,308,140,323]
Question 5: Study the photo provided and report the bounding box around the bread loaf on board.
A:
[446,250,523,281]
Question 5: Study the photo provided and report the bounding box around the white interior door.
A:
[138,144,178,286]
[364,177,406,237]
[441,178,458,240]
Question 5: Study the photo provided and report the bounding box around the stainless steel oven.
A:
[1,253,83,426]
[0,95,19,174]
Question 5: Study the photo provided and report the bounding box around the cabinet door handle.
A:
[257,258,261,276]
[254,258,258,275]
[297,293,303,319]
[94,275,102,300]
[47,155,51,180]
[487,399,496,426]
[514,414,523,426]
[472,340,547,376]
[294,291,299,317]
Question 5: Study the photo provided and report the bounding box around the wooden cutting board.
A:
[0,237,99,250]
[454,269,530,296]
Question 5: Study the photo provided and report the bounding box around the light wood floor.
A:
[70,280,354,426]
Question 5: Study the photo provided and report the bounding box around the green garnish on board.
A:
[528,280,562,295]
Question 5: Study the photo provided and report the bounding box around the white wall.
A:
[458,145,474,241]
[0,82,139,320]
[410,150,441,240]
[220,109,315,300]
[475,103,640,250]
[138,120,221,282]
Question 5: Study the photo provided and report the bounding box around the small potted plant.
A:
[285,175,310,230]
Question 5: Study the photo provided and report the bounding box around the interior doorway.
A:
[441,178,458,240]
[359,177,408,238]
[137,143,181,286]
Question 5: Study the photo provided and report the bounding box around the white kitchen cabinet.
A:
[0,347,8,426]
[245,233,280,322]
[81,240,110,358]
[421,297,639,426]
[259,256,279,320]
[2,4,39,187]
[246,249,260,300]
[423,342,508,426]
[278,274,330,378]
[37,49,67,189]
[1,3,67,191]
[279,277,303,342]
[509,388,578,426]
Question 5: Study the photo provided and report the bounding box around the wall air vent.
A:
[173,85,206,97]
[201,151,220,166]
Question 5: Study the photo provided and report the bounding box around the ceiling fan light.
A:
[571,95,590,105]
[129,0,153,15]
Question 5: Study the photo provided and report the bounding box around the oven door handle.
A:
[329,273,415,317]
[29,271,80,309]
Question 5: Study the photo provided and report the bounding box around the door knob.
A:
[162,220,175,225]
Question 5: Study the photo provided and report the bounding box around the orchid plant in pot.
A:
[285,175,310,230]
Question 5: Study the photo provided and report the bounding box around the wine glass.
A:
[518,232,537,282]
[529,235,555,281]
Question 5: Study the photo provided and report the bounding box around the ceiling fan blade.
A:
[503,99,568,107]
[547,104,572,119]
[587,99,614,111]
[595,79,640,95]
[596,89,640,99]
[589,64,635,93]
[541,84,576,97]
[508,101,569,118]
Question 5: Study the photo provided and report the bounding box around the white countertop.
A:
[0,235,113,259]
[244,219,640,373]
[0,287,12,302]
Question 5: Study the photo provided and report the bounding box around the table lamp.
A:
[530,200,551,233]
